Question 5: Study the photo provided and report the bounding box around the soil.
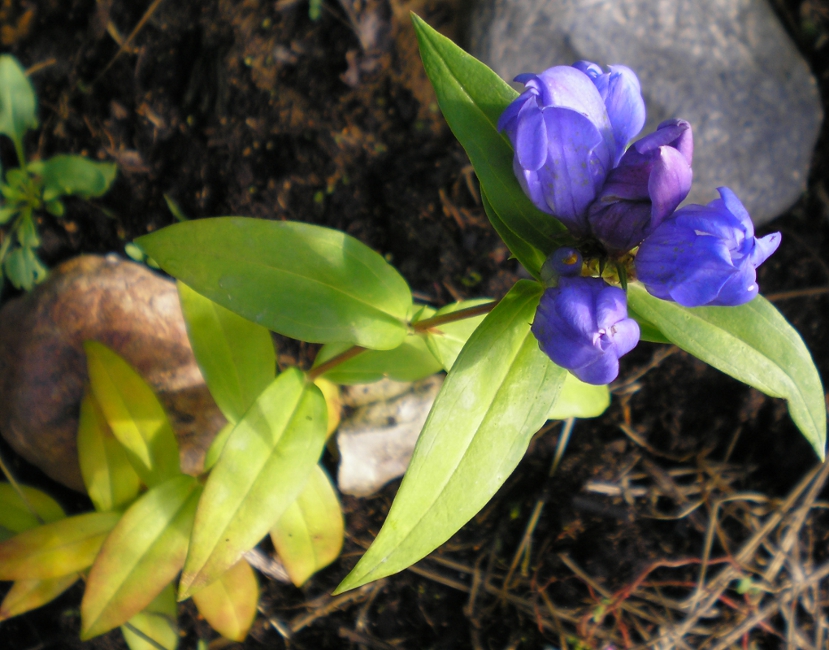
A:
[2,0,829,648]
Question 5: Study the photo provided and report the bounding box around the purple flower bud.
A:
[635,187,781,307]
[532,277,640,385]
[541,247,583,283]
[588,119,693,252]
[498,63,645,236]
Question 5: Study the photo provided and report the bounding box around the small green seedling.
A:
[0,54,117,291]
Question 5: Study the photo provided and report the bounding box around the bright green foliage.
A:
[179,368,328,599]
[314,335,443,384]
[411,15,566,276]
[77,388,142,512]
[423,298,492,371]
[0,55,37,165]
[270,465,344,586]
[121,584,179,650]
[81,475,202,639]
[85,341,181,488]
[136,218,412,350]
[0,482,65,539]
[191,560,258,641]
[628,283,826,459]
[548,372,610,420]
[0,511,120,580]
[0,56,116,291]
[336,281,568,592]
[178,281,275,423]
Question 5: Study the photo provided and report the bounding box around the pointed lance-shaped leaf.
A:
[135,218,412,350]
[336,280,567,592]
[411,14,565,262]
[178,281,275,424]
[81,475,201,640]
[627,282,826,459]
[0,54,38,162]
[0,574,79,622]
[191,560,258,642]
[548,372,610,420]
[424,298,493,371]
[270,464,344,586]
[77,388,142,512]
[179,368,328,599]
[0,511,121,580]
[85,341,181,487]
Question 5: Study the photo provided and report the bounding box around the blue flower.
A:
[532,275,640,385]
[588,119,693,252]
[497,62,646,236]
[635,187,781,307]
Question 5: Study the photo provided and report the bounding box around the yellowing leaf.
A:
[314,377,341,437]
[0,511,120,580]
[179,368,327,599]
[121,584,178,650]
[0,574,79,621]
[0,482,65,534]
[85,341,181,487]
[547,372,610,420]
[271,465,344,586]
[191,560,258,641]
[77,388,142,512]
[81,475,201,640]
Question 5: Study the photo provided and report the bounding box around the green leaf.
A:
[0,511,121,580]
[627,283,827,459]
[202,421,235,472]
[121,584,179,650]
[480,183,548,278]
[178,281,275,422]
[179,368,327,599]
[270,465,344,586]
[424,298,492,371]
[627,304,671,344]
[0,483,65,534]
[0,574,79,621]
[336,280,567,592]
[0,55,37,164]
[136,218,411,350]
[411,14,564,258]
[191,560,258,641]
[81,475,201,639]
[28,155,117,202]
[4,244,47,291]
[548,372,610,420]
[314,335,442,384]
[78,388,142,512]
[85,341,181,487]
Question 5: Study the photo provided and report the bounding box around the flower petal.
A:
[648,145,692,227]
[572,352,619,386]
[603,65,646,164]
[515,100,548,171]
[749,232,782,267]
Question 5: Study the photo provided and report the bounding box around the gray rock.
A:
[337,376,442,497]
[468,0,822,225]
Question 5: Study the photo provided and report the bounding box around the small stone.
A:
[0,255,226,491]
[468,0,822,225]
[337,375,443,497]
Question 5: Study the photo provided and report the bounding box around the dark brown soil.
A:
[2,0,829,648]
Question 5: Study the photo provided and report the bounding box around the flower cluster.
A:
[499,62,781,384]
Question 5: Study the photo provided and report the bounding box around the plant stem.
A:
[307,345,366,381]
[411,300,498,332]
[306,299,499,381]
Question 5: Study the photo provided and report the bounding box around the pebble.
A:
[467,0,823,225]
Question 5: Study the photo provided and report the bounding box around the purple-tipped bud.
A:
[635,187,781,307]
[588,119,693,252]
[541,247,583,283]
[532,277,640,385]
[498,62,645,237]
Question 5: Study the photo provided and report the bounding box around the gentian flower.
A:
[497,62,645,236]
[588,119,693,252]
[532,251,640,384]
[635,187,781,307]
